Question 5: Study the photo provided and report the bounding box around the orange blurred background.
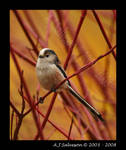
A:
[10,10,116,140]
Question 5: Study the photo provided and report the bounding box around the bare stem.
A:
[92,10,116,60]
[64,10,87,70]
[12,10,39,56]
[68,117,74,140]
[10,47,44,140]
[10,110,14,140]
[54,45,116,92]
[34,93,57,140]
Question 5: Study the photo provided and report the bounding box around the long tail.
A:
[68,85,104,122]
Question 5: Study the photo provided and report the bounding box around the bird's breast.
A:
[36,64,67,91]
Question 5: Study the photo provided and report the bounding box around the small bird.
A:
[36,48,104,122]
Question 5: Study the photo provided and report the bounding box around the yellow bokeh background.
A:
[10,10,116,140]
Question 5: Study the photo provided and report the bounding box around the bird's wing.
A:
[55,64,71,86]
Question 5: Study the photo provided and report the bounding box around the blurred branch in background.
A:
[10,10,116,140]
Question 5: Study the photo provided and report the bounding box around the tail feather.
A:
[68,86,104,122]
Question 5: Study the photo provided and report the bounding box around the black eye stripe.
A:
[39,55,44,58]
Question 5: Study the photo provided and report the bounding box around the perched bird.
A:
[36,48,104,122]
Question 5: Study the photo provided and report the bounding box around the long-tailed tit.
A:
[36,48,104,122]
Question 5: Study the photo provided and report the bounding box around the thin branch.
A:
[10,101,20,117]
[10,43,115,140]
[61,13,115,105]
[35,107,73,140]
[64,10,87,70]
[20,70,25,115]
[13,70,25,140]
[33,10,87,139]
[10,47,44,140]
[63,105,82,136]
[23,45,116,118]
[23,11,40,40]
[10,44,36,67]
[34,93,57,140]
[45,10,53,46]
[33,11,87,140]
[22,20,47,48]
[68,117,74,140]
[23,10,47,48]
[55,10,96,115]
[10,110,14,140]
[17,92,73,139]
[12,10,39,56]
[13,115,23,140]
[55,10,93,106]
[25,46,37,62]
[10,100,23,140]
[52,45,116,93]
[92,10,116,60]
[112,10,116,21]
[21,10,99,111]
[55,10,69,50]
[60,92,98,140]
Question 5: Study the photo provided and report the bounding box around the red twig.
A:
[34,10,87,140]
[101,16,116,139]
[23,10,47,48]
[18,92,73,139]
[13,70,26,140]
[46,45,116,138]
[112,10,116,20]
[72,59,93,105]
[64,10,87,70]
[68,117,74,140]
[34,93,57,140]
[11,96,72,140]
[10,22,115,139]
[60,92,98,140]
[22,20,47,48]
[12,10,39,56]
[23,11,41,41]
[10,45,36,66]
[50,11,93,106]
[10,47,44,140]
[12,43,116,120]
[41,93,57,129]
[63,15,115,105]
[55,10,69,50]
[13,114,23,140]
[51,10,69,50]
[36,107,72,140]
[25,47,37,62]
[56,10,95,108]
[10,98,25,140]
[63,105,82,136]
[10,101,20,117]
[45,10,53,46]
[55,10,94,107]
[10,109,14,140]
[52,45,116,92]
[24,44,116,119]
[92,10,116,60]
[55,10,92,101]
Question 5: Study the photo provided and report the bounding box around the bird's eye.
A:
[46,54,49,57]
